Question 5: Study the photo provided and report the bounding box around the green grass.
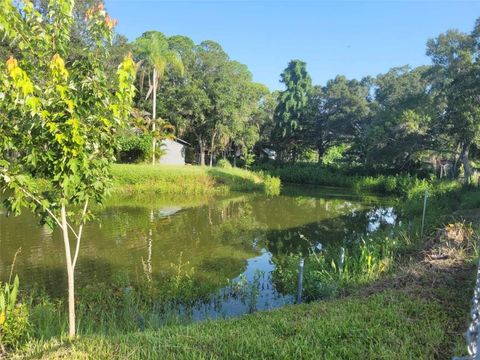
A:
[8,168,479,359]
[255,162,434,196]
[111,164,280,196]
[14,281,472,359]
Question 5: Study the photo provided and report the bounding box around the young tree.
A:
[0,0,136,338]
[133,31,184,164]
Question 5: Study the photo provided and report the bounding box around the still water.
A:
[0,186,396,318]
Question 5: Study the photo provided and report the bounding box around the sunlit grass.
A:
[14,290,461,359]
[111,164,280,196]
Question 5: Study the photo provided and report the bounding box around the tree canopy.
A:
[0,0,136,338]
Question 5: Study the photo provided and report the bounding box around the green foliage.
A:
[0,276,19,327]
[0,276,29,350]
[321,144,348,166]
[117,133,153,163]
[215,159,232,169]
[256,162,429,196]
[308,76,371,165]
[273,60,312,156]
[241,151,256,169]
[1,304,29,350]
[262,175,281,196]
[0,0,136,222]
[14,290,461,359]
[273,230,397,301]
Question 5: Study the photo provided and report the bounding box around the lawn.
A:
[14,256,474,359]
[111,164,280,196]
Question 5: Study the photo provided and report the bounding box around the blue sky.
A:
[106,0,480,90]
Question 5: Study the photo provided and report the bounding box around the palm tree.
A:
[134,31,184,164]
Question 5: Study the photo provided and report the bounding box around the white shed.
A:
[159,139,188,165]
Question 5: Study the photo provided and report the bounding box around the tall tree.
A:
[133,31,184,164]
[160,38,261,166]
[0,0,136,338]
[308,76,371,163]
[427,27,479,182]
[273,60,312,161]
[363,66,434,170]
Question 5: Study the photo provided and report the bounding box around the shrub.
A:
[1,304,30,350]
[117,133,153,163]
[0,276,29,351]
[254,162,436,196]
[263,175,281,196]
[321,144,348,167]
[216,159,232,169]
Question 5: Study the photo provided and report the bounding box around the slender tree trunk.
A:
[152,69,157,165]
[61,205,75,339]
[461,142,472,184]
[209,132,217,167]
[198,137,205,166]
[292,147,298,163]
[317,143,325,164]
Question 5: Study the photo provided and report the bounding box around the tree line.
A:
[2,1,479,177]
[126,16,480,183]
[269,22,480,184]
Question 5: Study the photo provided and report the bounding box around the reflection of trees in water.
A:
[259,205,398,257]
[0,192,396,300]
[90,197,263,291]
[366,207,397,232]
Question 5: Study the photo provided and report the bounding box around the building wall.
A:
[159,139,185,165]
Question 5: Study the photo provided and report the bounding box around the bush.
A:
[117,133,153,163]
[0,276,30,351]
[1,304,30,349]
[322,144,348,167]
[216,159,232,169]
[263,175,281,196]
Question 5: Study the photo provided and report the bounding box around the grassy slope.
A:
[15,169,477,359]
[111,164,279,195]
[16,258,474,360]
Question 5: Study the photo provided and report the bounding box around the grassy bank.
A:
[255,162,434,196]
[111,164,281,196]
[5,173,480,359]
[13,264,474,359]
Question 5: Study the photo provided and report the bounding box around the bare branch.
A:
[0,173,79,238]
[72,198,89,269]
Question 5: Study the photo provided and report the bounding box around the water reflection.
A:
[367,207,397,232]
[0,186,396,317]
[189,249,294,320]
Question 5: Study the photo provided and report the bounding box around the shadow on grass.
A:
[207,168,264,192]
[352,251,475,359]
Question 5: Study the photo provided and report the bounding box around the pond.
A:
[0,185,397,320]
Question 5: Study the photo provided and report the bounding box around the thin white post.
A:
[297,258,304,303]
[339,247,345,276]
[421,189,428,237]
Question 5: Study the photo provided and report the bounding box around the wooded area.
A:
[3,1,478,181]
